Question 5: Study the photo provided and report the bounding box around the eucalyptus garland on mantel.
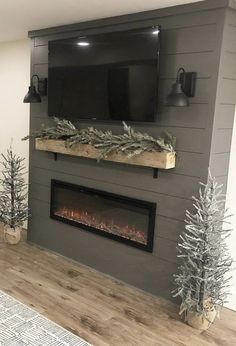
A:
[23,117,176,160]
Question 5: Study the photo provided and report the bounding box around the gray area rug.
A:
[0,291,91,345]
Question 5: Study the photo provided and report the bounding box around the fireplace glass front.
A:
[50,180,156,252]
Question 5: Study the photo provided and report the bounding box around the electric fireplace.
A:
[50,180,156,252]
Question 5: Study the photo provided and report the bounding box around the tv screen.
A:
[48,26,161,122]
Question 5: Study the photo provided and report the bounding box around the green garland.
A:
[23,117,176,160]
[23,118,78,140]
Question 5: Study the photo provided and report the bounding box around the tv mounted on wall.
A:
[48,26,161,122]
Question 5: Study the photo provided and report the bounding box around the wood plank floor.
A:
[0,233,235,345]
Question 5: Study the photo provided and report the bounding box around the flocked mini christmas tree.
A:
[0,146,29,230]
[173,171,233,322]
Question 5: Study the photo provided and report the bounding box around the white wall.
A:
[226,107,236,311]
[0,39,30,172]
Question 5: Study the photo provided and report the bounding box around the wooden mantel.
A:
[35,138,176,170]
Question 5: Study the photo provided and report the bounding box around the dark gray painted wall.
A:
[28,0,235,299]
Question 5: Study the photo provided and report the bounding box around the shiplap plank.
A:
[30,113,208,154]
[32,45,48,64]
[173,151,207,178]
[218,78,236,104]
[157,216,184,242]
[29,198,49,219]
[31,100,48,117]
[223,23,236,53]
[33,63,47,77]
[211,128,233,153]
[156,238,179,264]
[157,103,210,129]
[30,146,206,178]
[31,102,210,130]
[159,51,214,79]
[221,51,236,79]
[29,164,199,200]
[225,7,236,26]
[161,24,216,54]
[210,153,231,176]
[214,104,235,129]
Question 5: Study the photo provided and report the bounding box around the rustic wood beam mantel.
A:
[35,138,176,170]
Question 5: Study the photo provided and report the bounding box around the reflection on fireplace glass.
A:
[51,180,156,252]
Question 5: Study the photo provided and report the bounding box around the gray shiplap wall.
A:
[28,0,235,299]
[210,7,236,190]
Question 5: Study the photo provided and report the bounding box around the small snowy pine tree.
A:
[173,171,233,318]
[0,147,29,230]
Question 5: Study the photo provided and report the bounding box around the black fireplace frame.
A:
[50,179,156,252]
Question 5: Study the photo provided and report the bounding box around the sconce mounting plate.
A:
[38,78,47,96]
[179,72,196,97]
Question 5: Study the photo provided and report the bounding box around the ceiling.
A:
[0,0,204,43]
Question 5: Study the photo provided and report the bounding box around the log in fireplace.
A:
[50,180,156,252]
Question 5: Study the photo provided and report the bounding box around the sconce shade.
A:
[23,74,45,103]
[166,82,189,107]
[165,67,197,107]
[23,86,41,103]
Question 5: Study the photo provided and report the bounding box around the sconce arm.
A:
[31,74,40,86]
[176,68,186,83]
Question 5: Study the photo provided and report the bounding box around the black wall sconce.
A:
[23,74,47,103]
[166,67,197,107]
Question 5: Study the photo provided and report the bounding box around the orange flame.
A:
[55,207,147,245]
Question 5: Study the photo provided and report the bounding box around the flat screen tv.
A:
[48,26,161,122]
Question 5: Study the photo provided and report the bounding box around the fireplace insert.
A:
[50,180,156,252]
